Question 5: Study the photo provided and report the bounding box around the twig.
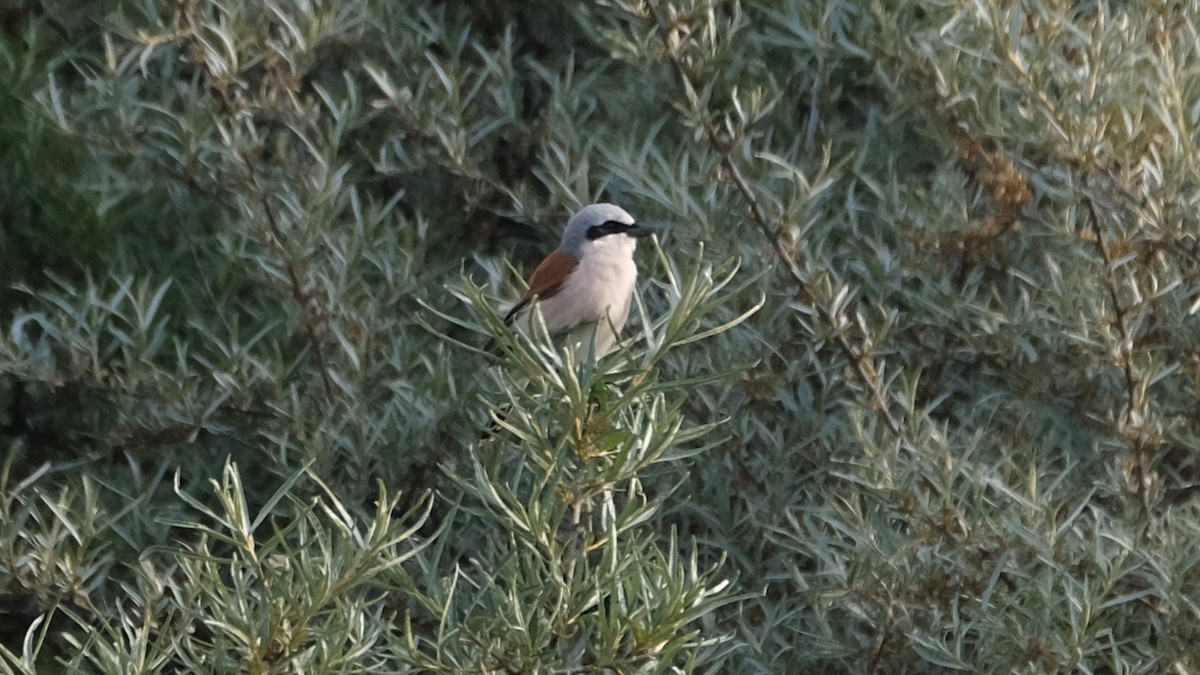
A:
[1083,196,1155,511]
[260,195,336,399]
[1083,199,1140,430]
[646,1,905,438]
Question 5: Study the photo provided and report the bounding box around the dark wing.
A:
[503,250,578,325]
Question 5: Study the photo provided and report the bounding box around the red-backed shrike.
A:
[504,203,651,358]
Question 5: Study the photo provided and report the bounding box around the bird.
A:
[503,203,652,359]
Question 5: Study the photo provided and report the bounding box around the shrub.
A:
[4,0,1200,672]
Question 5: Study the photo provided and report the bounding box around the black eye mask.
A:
[586,220,652,240]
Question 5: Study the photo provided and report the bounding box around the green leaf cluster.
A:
[4,0,1200,672]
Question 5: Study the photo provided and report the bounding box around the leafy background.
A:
[3,0,1200,672]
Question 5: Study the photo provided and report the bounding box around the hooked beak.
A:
[628,224,654,238]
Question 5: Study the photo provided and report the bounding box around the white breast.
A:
[521,235,639,358]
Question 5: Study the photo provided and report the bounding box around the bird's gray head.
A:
[557,203,651,257]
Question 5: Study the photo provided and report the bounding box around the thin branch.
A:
[1083,199,1141,431]
[645,0,905,438]
[260,195,336,399]
[1083,195,1158,515]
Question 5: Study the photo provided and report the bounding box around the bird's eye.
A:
[586,220,636,240]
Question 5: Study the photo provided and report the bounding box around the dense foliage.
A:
[4,0,1200,672]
